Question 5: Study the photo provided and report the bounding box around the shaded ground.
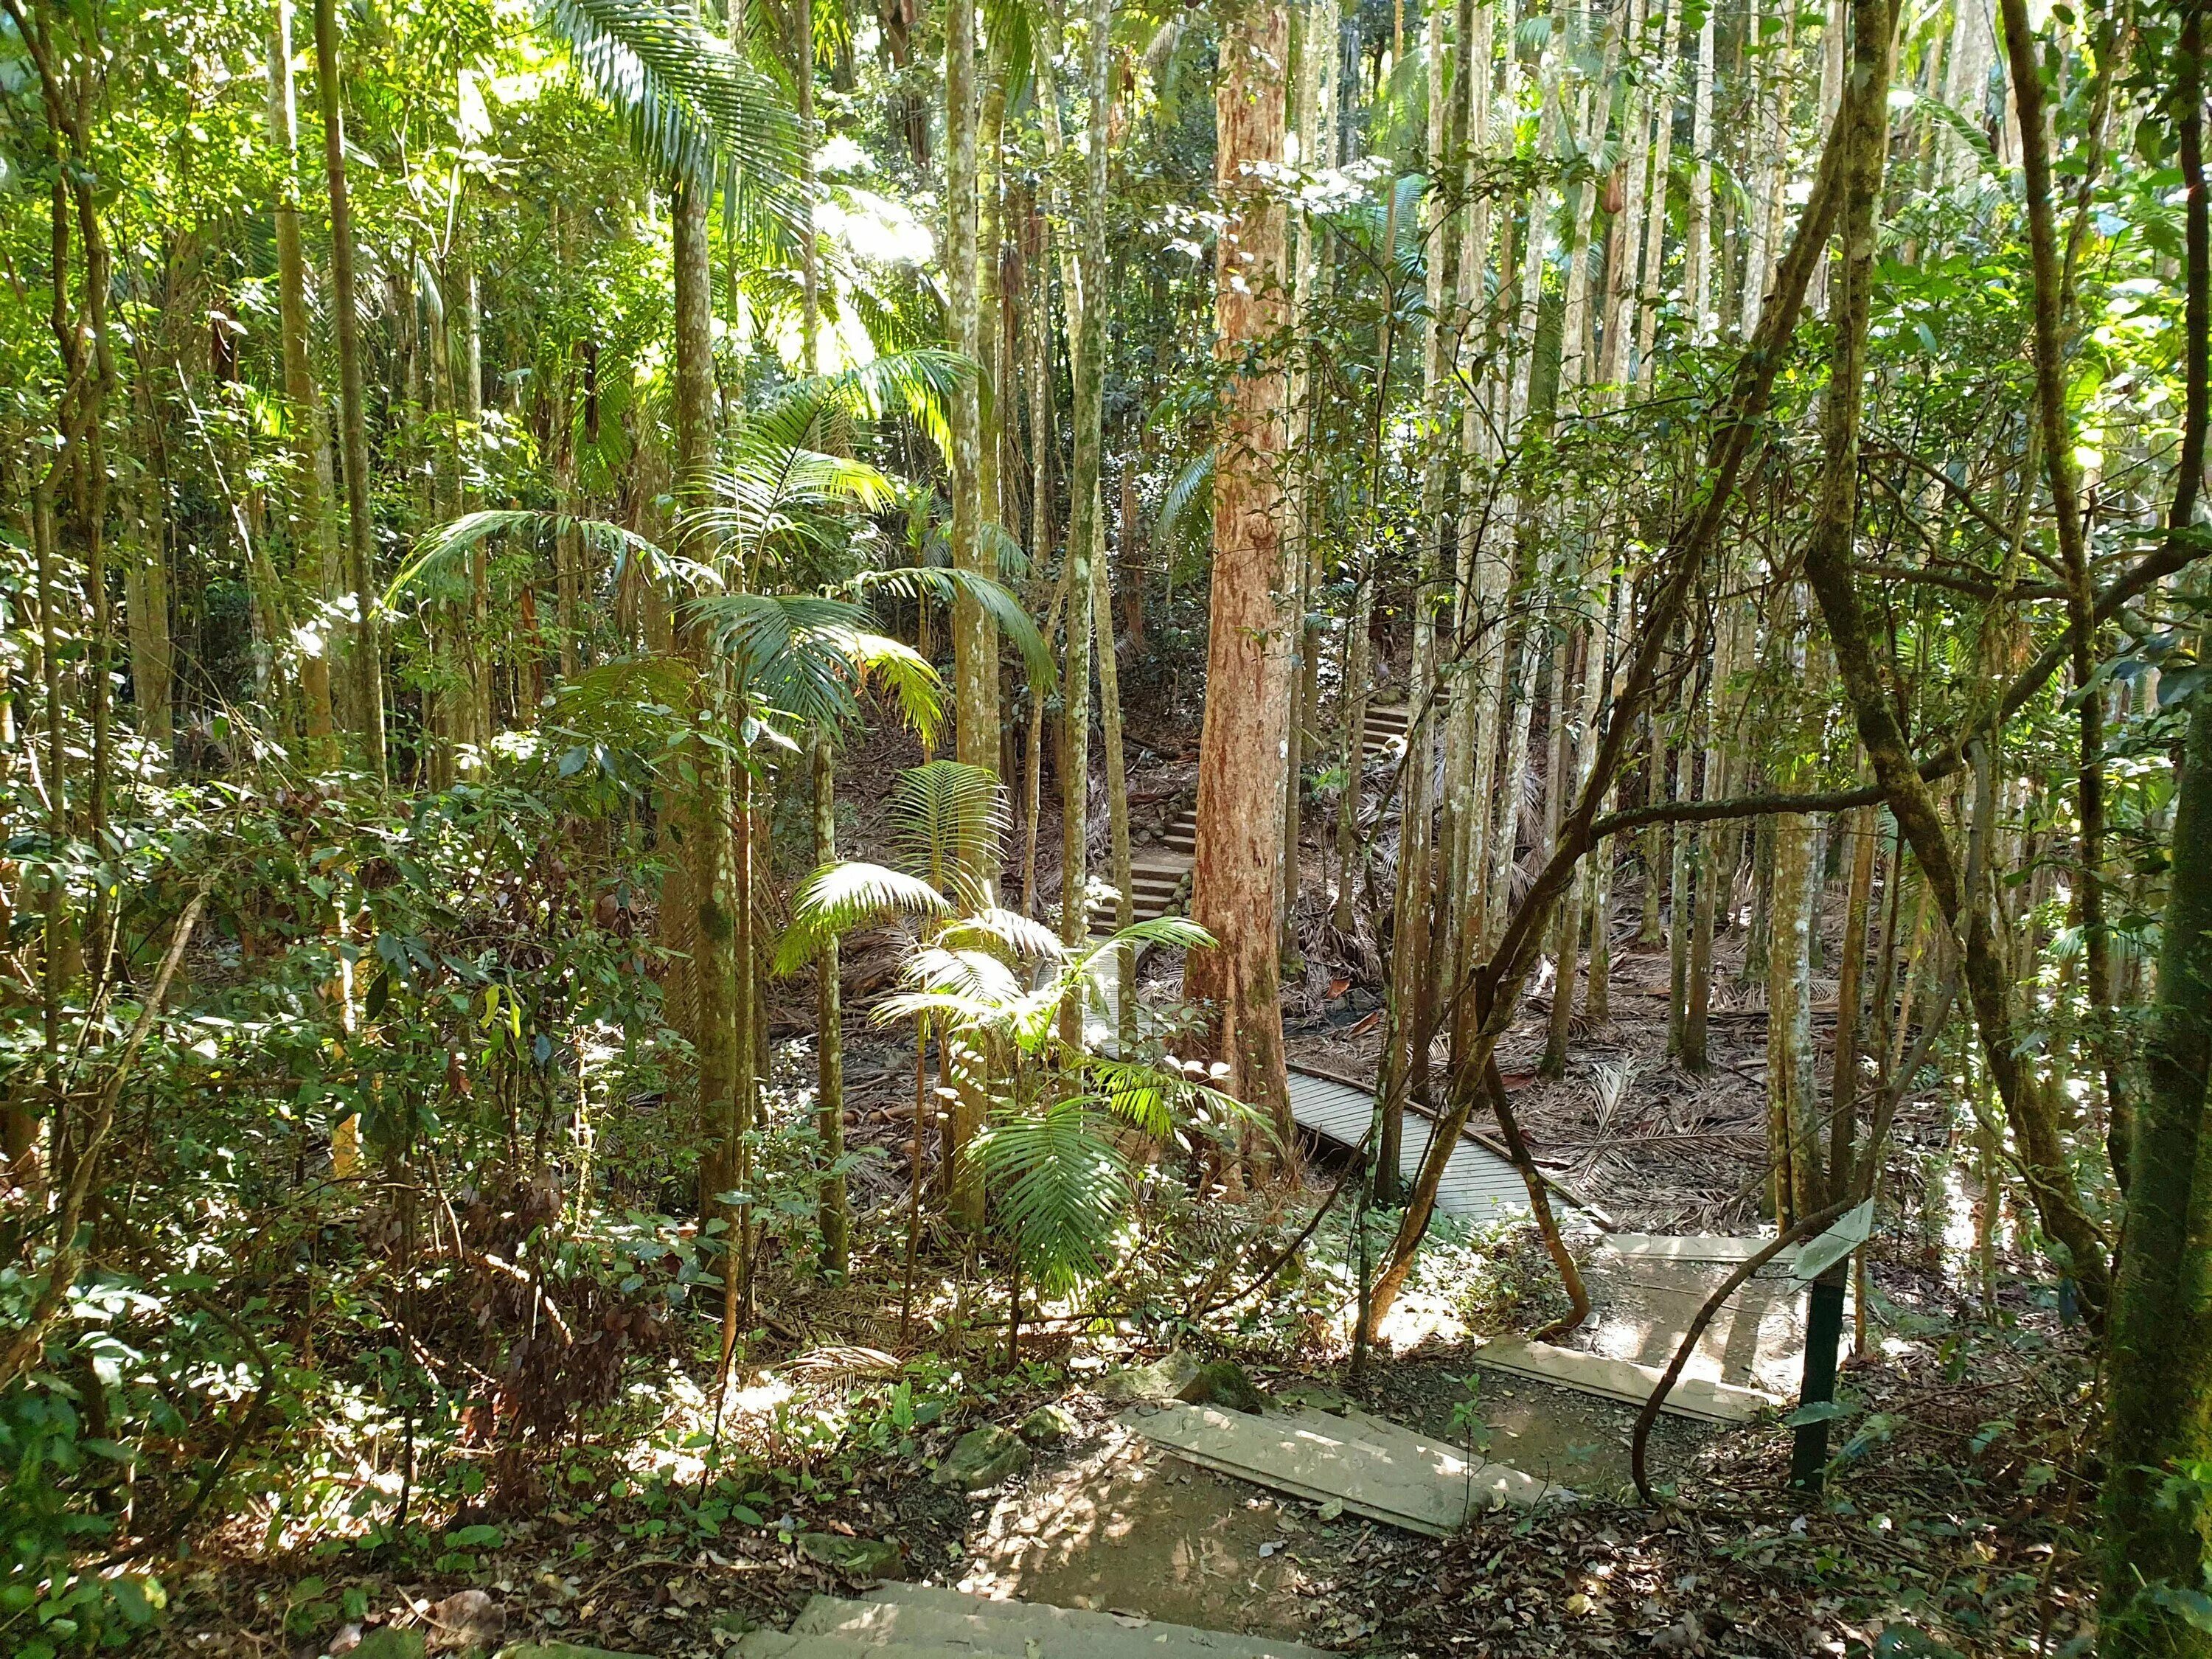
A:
[959,1429,1319,1637]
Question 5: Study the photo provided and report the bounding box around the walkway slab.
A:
[1599,1234,1775,1265]
[1119,1400,1562,1537]
[1284,1065,1599,1228]
[764,1585,1332,1659]
[1472,1338,1781,1425]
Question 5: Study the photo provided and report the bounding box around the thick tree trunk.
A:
[1189,0,1295,1158]
[2102,637,2212,1656]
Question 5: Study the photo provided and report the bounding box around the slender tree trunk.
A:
[311,0,386,782]
[1092,518,1135,1050]
[672,178,742,1365]
[1768,793,1817,1223]
[1793,0,2110,1322]
[813,727,849,1273]
[1997,0,2123,1163]
[1683,0,1714,341]
[1189,0,1295,1160]
[947,0,999,787]
[269,0,333,762]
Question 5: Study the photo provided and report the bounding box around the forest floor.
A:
[150,706,2090,1659]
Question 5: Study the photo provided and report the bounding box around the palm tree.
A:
[779,759,1250,1338]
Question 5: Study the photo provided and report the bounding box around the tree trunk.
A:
[947,0,999,789]
[268,0,331,762]
[813,726,849,1274]
[2099,1,2210,1637]
[1792,0,2110,1322]
[1188,0,1295,1159]
[311,0,386,782]
[672,176,742,1309]
[1997,0,2123,1168]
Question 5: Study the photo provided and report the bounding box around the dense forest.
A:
[4,0,2211,1649]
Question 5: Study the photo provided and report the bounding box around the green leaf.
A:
[448,1523,507,1548]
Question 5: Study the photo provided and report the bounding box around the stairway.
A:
[1359,703,1411,758]
[740,1582,1330,1659]
[1085,807,1197,941]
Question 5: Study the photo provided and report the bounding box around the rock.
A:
[931,1425,1032,1490]
[1175,1360,1267,1415]
[353,1630,428,1659]
[1093,1351,1200,1404]
[1275,1380,1347,1416]
[493,1644,648,1659]
[427,1589,506,1652]
[796,1531,906,1578]
[1018,1404,1079,1446]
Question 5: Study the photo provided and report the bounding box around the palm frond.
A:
[1076,1053,1259,1141]
[389,510,702,612]
[935,906,1067,965]
[746,350,966,459]
[1065,915,1213,978]
[890,759,1009,908]
[973,1099,1132,1294]
[904,942,1026,1005]
[691,591,945,737]
[538,0,806,245]
[1152,448,1216,561]
[776,860,949,973]
[690,445,900,560]
[848,565,1056,690]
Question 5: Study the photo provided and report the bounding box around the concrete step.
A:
[1472,1337,1781,1425]
[1122,1401,1561,1537]
[785,1585,1332,1659]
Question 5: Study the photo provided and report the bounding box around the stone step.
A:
[776,1585,1331,1659]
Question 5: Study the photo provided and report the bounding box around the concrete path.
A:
[1599,1234,1773,1265]
[740,1584,1332,1659]
[1471,1337,1781,1425]
[1119,1400,1562,1536]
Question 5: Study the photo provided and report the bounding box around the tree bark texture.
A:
[1189,0,1295,1157]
